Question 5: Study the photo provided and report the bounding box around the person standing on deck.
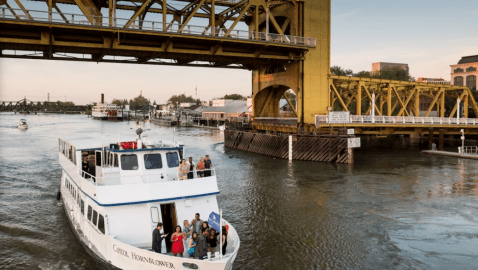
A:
[191,213,204,234]
[152,223,168,253]
[204,155,212,177]
[194,228,208,260]
[187,157,195,179]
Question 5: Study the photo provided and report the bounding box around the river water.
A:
[0,113,477,270]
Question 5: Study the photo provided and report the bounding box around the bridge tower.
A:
[252,0,330,130]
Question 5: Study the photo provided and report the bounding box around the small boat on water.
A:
[218,125,225,132]
[18,119,28,129]
[57,127,240,270]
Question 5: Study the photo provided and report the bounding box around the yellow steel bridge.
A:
[1,0,476,136]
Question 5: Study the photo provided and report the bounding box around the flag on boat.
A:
[208,211,221,231]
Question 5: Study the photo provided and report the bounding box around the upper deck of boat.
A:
[58,134,219,206]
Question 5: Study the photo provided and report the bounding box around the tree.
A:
[129,95,150,110]
[168,94,200,105]
[354,70,372,78]
[223,94,245,100]
[372,66,414,81]
[112,98,128,106]
[331,66,353,76]
[283,90,296,109]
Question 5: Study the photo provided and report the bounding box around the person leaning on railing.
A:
[188,157,195,179]
[178,159,189,180]
[196,157,205,178]
[204,155,212,177]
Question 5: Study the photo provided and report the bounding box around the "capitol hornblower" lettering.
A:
[131,252,175,269]
[113,244,129,258]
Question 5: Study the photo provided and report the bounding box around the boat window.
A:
[166,152,179,168]
[92,210,98,226]
[114,154,119,167]
[150,207,160,223]
[81,200,84,215]
[96,152,102,167]
[121,155,138,170]
[98,215,105,234]
[87,206,93,220]
[144,154,163,169]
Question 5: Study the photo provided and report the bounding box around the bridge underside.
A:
[0,0,313,69]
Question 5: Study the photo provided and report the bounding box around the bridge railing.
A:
[315,115,478,126]
[460,146,478,154]
[0,7,317,47]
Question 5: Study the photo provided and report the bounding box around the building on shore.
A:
[372,62,409,76]
[416,78,450,117]
[450,55,478,90]
[202,100,251,120]
[417,77,450,85]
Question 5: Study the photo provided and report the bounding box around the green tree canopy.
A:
[354,70,372,78]
[372,66,415,81]
[168,94,200,105]
[283,90,296,108]
[331,66,415,81]
[112,98,128,106]
[331,66,353,76]
[129,95,150,110]
[223,94,246,100]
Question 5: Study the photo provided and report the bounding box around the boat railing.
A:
[176,168,216,181]
[459,146,478,154]
[81,169,216,185]
[81,170,97,183]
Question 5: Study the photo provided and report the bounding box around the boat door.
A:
[95,150,103,179]
[149,205,167,253]
[160,203,177,252]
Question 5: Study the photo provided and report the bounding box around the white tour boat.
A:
[18,119,28,129]
[92,103,124,120]
[57,128,240,270]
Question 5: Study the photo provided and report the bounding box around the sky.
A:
[1,0,478,104]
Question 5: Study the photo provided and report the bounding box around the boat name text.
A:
[113,244,129,258]
[131,252,175,269]
[113,245,175,268]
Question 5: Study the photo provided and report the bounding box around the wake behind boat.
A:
[58,128,239,270]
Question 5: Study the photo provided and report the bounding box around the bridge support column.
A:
[439,129,444,151]
[347,148,354,164]
[428,128,434,150]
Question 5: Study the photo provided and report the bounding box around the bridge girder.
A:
[0,0,312,68]
[330,75,478,119]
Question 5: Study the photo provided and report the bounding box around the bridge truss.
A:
[0,98,88,112]
[0,0,315,69]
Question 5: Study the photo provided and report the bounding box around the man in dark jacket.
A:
[152,222,168,253]
[194,228,208,259]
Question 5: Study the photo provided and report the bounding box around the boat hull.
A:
[61,194,121,270]
[61,191,237,270]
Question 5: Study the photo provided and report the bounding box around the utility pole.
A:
[48,93,50,102]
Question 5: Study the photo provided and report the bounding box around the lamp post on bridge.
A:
[371,93,375,123]
[460,129,465,154]
[457,98,460,125]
